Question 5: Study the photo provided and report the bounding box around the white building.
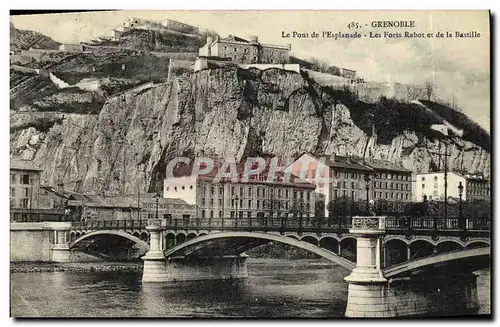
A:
[414,171,490,202]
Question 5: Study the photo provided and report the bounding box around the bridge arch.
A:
[163,231,356,270]
[436,240,462,253]
[319,236,339,254]
[385,238,408,266]
[301,235,319,246]
[383,247,491,278]
[319,235,340,242]
[466,240,490,248]
[409,239,435,259]
[70,230,150,253]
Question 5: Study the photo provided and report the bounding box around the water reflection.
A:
[10,259,490,318]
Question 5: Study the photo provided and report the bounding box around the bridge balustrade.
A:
[66,216,490,234]
[384,216,490,232]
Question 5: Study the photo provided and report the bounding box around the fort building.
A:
[198,35,291,64]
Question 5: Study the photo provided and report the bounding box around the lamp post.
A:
[364,174,371,214]
[154,193,160,220]
[458,181,464,230]
[235,195,239,229]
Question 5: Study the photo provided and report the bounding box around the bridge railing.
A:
[159,216,353,232]
[72,219,148,230]
[385,216,490,232]
[10,209,69,222]
[68,216,490,233]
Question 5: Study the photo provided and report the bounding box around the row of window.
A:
[334,180,410,190]
[10,173,33,185]
[10,186,31,198]
[375,173,410,181]
[374,192,409,200]
[332,189,409,200]
[329,171,410,181]
[10,198,30,208]
[374,181,410,190]
[421,183,439,189]
[200,197,310,211]
[166,185,194,192]
[223,45,259,54]
[224,53,258,61]
[228,211,310,219]
[468,190,490,196]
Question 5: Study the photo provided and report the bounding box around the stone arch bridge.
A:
[57,215,490,317]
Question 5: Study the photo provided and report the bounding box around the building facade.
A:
[10,159,42,209]
[339,68,357,80]
[162,18,199,34]
[367,160,412,202]
[465,173,490,201]
[286,153,413,216]
[414,171,490,202]
[163,162,316,223]
[198,35,291,65]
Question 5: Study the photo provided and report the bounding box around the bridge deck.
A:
[68,216,490,235]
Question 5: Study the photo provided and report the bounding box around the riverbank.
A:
[10,261,144,273]
[10,257,336,274]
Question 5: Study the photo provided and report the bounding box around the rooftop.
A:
[296,152,411,173]
[10,159,43,171]
[168,159,316,189]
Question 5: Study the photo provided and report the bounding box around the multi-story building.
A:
[464,173,491,201]
[198,35,291,65]
[163,161,316,223]
[414,171,490,202]
[10,159,42,209]
[367,160,412,202]
[285,153,413,216]
[286,153,372,216]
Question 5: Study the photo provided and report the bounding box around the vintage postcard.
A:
[9,10,491,318]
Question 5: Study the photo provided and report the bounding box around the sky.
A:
[11,10,490,132]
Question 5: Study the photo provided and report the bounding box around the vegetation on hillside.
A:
[419,100,490,151]
[10,23,60,51]
[301,70,490,151]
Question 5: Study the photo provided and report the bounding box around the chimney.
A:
[206,36,213,45]
[57,182,64,193]
[328,153,336,163]
[249,35,258,43]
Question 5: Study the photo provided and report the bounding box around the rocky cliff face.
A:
[10,67,490,196]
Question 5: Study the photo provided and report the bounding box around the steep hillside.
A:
[10,22,60,51]
[419,100,490,152]
[91,28,205,52]
[10,67,490,195]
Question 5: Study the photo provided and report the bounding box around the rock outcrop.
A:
[10,67,490,196]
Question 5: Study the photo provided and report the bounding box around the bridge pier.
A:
[344,216,388,318]
[142,220,167,282]
[51,225,72,263]
[344,216,484,317]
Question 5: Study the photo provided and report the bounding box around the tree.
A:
[307,57,331,73]
[315,199,325,218]
[290,199,310,225]
[406,84,426,101]
[326,65,341,76]
[424,81,435,101]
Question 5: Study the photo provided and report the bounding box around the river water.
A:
[10,259,490,318]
